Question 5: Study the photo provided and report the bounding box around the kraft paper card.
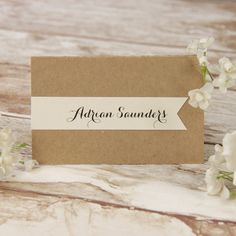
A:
[31,55,204,164]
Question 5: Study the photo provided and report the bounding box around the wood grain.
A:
[0,186,235,236]
[0,0,235,54]
[0,0,236,235]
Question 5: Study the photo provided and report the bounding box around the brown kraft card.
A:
[31,55,204,164]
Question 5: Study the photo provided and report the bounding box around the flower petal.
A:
[199,100,209,110]
[223,131,236,171]
[220,185,230,199]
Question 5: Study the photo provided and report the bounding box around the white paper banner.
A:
[31,97,187,130]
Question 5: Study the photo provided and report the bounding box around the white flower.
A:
[0,128,15,153]
[198,56,208,66]
[187,37,214,54]
[188,82,213,110]
[208,144,225,167]
[222,131,236,172]
[187,37,214,65]
[206,131,236,198]
[0,127,39,179]
[205,167,230,199]
[24,159,39,172]
[0,128,16,178]
[213,57,236,93]
[219,57,236,76]
[0,154,14,178]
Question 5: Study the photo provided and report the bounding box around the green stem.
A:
[217,175,233,181]
[217,171,234,182]
[11,143,28,152]
[230,190,236,199]
[219,170,234,176]
[206,67,214,81]
[201,65,207,82]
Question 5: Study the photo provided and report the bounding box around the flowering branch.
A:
[187,37,236,110]
[0,128,38,180]
[187,37,236,199]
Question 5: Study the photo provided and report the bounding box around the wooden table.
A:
[0,0,236,235]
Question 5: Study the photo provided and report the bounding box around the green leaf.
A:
[201,65,207,82]
[15,143,28,149]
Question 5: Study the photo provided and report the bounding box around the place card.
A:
[31,56,204,164]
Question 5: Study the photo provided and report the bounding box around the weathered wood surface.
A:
[0,164,236,236]
[0,0,236,235]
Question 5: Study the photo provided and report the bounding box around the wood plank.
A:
[0,0,235,57]
[205,89,236,144]
[0,186,235,235]
[0,28,188,66]
[205,113,236,144]
[0,63,30,114]
[208,90,236,116]
[0,162,236,223]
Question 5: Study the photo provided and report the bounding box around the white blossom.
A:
[198,56,208,65]
[187,37,214,65]
[0,128,16,178]
[205,167,230,199]
[24,159,39,172]
[0,128,15,152]
[0,128,38,179]
[205,131,236,199]
[0,155,14,178]
[208,144,225,167]
[213,57,236,93]
[222,131,236,172]
[219,57,236,76]
[188,82,213,110]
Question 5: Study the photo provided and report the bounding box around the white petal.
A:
[220,185,230,199]
[207,181,223,195]
[204,92,212,100]
[188,89,198,96]
[219,57,230,69]
[195,93,204,102]
[24,159,39,172]
[223,131,236,171]
[199,100,209,110]
[205,167,225,195]
[199,56,208,65]
[209,155,225,167]
[188,99,198,108]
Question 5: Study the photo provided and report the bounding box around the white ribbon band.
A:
[31,97,187,130]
